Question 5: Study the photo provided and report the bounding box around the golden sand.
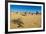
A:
[10,12,41,29]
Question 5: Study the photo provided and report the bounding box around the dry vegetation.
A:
[10,12,41,29]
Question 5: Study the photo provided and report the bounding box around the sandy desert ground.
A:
[10,12,41,29]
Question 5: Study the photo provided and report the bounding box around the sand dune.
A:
[10,12,41,29]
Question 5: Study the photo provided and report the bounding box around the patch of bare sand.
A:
[10,13,41,29]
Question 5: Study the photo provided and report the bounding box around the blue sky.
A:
[10,5,41,13]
